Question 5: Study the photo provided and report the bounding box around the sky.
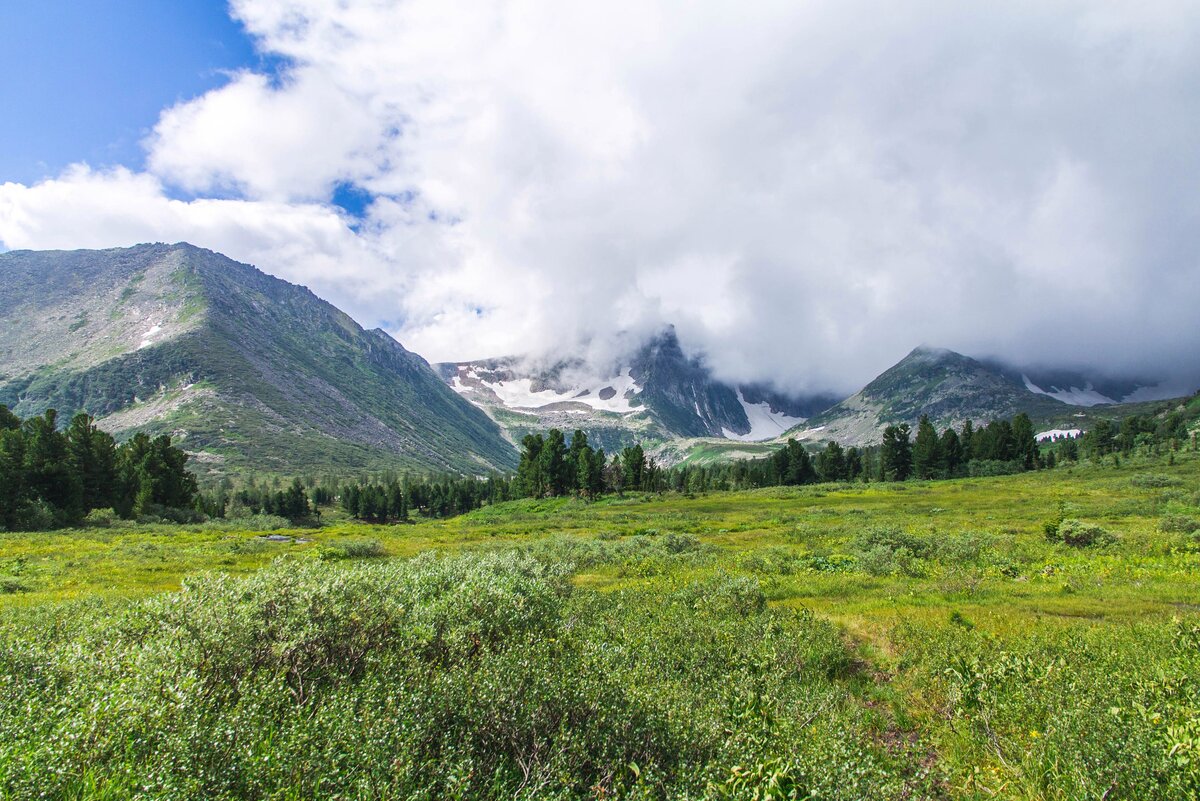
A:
[1,0,1199,396]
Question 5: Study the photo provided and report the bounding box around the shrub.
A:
[1130,474,1182,488]
[0,550,903,800]
[0,577,29,595]
[675,574,767,617]
[853,526,928,576]
[318,538,387,560]
[1159,515,1200,534]
[83,507,119,527]
[1054,519,1117,547]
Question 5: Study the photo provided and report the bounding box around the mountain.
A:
[983,362,1181,407]
[0,243,516,475]
[436,328,838,452]
[790,345,1180,446]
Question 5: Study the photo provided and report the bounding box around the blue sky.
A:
[0,1,258,185]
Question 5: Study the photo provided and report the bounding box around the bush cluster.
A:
[0,552,912,800]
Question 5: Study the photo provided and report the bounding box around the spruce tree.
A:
[816,441,847,481]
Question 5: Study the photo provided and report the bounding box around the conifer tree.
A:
[960,419,975,461]
[816,441,847,481]
[516,434,546,497]
[540,429,570,496]
[912,415,940,480]
[938,428,963,477]
[1011,413,1038,469]
[621,444,645,491]
[23,410,83,523]
[880,423,913,481]
[66,413,117,514]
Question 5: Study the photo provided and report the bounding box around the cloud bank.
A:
[3,0,1200,394]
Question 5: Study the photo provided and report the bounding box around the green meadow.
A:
[2,454,1199,799]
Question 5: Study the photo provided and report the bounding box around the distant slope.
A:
[437,327,837,451]
[788,346,1193,446]
[792,346,1072,445]
[0,243,516,475]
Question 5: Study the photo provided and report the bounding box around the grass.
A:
[2,452,1199,798]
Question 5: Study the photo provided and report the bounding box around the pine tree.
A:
[960,420,975,462]
[845,446,863,481]
[783,439,816,485]
[1011,413,1038,470]
[516,434,546,497]
[912,415,940,480]
[540,429,570,497]
[938,428,963,478]
[880,423,913,481]
[816,441,847,481]
[0,428,27,530]
[621,444,646,491]
[22,410,83,523]
[567,430,590,494]
[66,413,117,514]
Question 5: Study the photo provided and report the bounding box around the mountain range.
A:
[0,243,514,475]
[0,243,1190,475]
[435,328,838,453]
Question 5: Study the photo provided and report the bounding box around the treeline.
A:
[0,406,197,530]
[1044,402,1198,464]
[199,472,517,524]
[340,475,514,521]
[661,413,1045,494]
[515,430,663,498]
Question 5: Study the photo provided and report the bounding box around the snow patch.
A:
[138,324,163,350]
[1023,375,1116,407]
[723,389,806,442]
[469,367,642,414]
[1036,428,1081,442]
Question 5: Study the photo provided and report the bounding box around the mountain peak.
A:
[0,245,515,474]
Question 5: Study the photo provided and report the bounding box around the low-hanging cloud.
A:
[2,0,1199,395]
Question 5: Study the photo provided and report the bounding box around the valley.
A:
[2,453,1198,798]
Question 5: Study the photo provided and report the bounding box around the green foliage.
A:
[2,451,1198,798]
[0,553,905,800]
[1159,514,1199,534]
[1052,519,1117,547]
[0,406,197,530]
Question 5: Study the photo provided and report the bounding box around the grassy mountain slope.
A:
[0,243,516,475]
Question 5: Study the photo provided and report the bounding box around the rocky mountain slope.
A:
[436,328,838,452]
[0,243,516,475]
[788,346,1175,446]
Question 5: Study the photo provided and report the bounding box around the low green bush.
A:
[1054,519,1117,547]
[1130,473,1183,488]
[318,538,387,560]
[0,552,907,800]
[1159,514,1200,534]
[853,526,928,576]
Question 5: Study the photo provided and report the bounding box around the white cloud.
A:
[3,0,1200,393]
